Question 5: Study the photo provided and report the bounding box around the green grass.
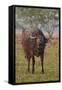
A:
[15,36,59,83]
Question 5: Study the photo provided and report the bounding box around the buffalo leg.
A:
[32,56,35,73]
[40,53,44,73]
[27,57,30,72]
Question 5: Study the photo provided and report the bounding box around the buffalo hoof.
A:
[28,70,30,73]
[42,70,44,74]
[28,69,30,73]
[40,70,44,74]
[32,71,34,74]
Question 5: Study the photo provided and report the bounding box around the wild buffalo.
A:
[21,28,48,73]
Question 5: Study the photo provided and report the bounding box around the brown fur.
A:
[21,28,48,73]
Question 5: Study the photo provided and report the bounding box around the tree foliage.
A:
[16,7,59,38]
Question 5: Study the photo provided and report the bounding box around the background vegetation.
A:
[16,7,59,39]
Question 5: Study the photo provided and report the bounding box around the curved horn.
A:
[30,36,36,39]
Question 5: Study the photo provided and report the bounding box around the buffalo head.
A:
[29,30,48,56]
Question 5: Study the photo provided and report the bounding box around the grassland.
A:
[15,32,59,83]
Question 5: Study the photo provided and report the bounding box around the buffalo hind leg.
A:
[40,53,44,74]
[32,56,35,73]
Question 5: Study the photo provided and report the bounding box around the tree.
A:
[42,9,59,39]
[16,7,59,39]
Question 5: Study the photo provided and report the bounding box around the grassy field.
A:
[15,32,59,83]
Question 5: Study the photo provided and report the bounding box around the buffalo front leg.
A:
[32,56,35,73]
[40,53,44,73]
[27,57,30,72]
